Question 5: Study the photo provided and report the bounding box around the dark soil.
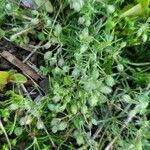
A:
[0,40,29,70]
[0,40,43,70]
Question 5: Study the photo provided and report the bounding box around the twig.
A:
[1,51,41,81]
[92,125,103,140]
[23,42,42,63]
[23,73,43,97]
[27,62,43,77]
[21,84,32,100]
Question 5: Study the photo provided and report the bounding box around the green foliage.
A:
[121,0,149,17]
[0,0,6,22]
[0,71,27,91]
[9,73,27,83]
[140,0,149,13]
[0,0,149,149]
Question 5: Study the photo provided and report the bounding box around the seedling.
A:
[0,70,27,91]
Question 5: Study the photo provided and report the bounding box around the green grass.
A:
[0,0,150,149]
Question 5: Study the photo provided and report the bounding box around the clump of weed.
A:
[0,0,149,149]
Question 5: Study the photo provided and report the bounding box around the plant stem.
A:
[0,119,12,150]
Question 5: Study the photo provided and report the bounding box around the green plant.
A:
[0,0,149,149]
[0,70,27,91]
[121,0,149,17]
